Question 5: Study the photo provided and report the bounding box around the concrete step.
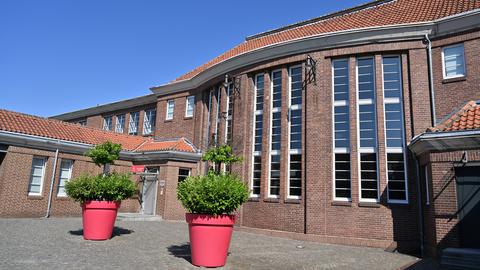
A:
[441,248,480,270]
[116,213,162,221]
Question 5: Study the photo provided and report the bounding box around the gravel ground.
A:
[0,218,418,270]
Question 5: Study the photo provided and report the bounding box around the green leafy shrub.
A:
[202,144,243,174]
[66,141,135,203]
[177,173,249,215]
[85,141,122,168]
[65,172,136,203]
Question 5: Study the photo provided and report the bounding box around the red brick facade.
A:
[3,0,480,255]
[47,30,480,252]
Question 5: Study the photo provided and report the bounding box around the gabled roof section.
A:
[171,0,480,83]
[135,138,197,153]
[0,109,196,153]
[429,100,480,132]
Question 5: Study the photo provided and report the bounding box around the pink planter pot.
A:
[186,213,236,267]
[82,200,120,240]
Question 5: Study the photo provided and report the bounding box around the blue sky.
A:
[1,0,369,117]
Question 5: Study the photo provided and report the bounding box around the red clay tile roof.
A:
[0,109,196,153]
[173,0,480,83]
[135,138,196,153]
[429,101,480,132]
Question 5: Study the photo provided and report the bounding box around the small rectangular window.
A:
[103,116,112,131]
[78,120,87,126]
[166,100,175,120]
[442,44,465,79]
[143,109,156,135]
[115,114,125,133]
[185,96,195,118]
[28,157,46,195]
[128,112,140,135]
[178,168,190,182]
[57,159,73,197]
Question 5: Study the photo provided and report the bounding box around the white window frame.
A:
[128,111,140,135]
[28,157,46,196]
[224,85,233,145]
[103,115,112,131]
[185,95,195,118]
[441,43,466,79]
[356,57,380,203]
[267,69,282,199]
[214,86,222,145]
[251,74,264,198]
[115,114,125,133]
[332,59,352,202]
[178,168,191,182]
[143,109,156,135]
[382,55,409,204]
[166,100,175,120]
[57,159,73,197]
[286,65,302,199]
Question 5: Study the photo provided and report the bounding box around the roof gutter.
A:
[122,150,202,163]
[50,94,158,121]
[0,130,202,162]
[0,130,92,155]
[409,130,480,155]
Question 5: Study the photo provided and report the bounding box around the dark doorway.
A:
[455,166,480,248]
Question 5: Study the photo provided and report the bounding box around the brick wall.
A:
[432,31,480,121]
[81,103,157,136]
[0,146,139,218]
[155,89,201,143]
[224,41,428,251]
[420,150,480,257]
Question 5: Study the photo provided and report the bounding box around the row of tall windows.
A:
[332,56,408,203]
[251,66,303,199]
[102,111,145,135]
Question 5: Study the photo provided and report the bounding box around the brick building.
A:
[2,0,480,258]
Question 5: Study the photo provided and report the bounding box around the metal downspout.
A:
[303,65,308,235]
[45,148,59,218]
[424,34,437,126]
[414,154,425,257]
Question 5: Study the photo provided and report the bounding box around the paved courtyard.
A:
[0,218,419,270]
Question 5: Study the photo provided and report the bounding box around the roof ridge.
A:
[132,138,153,152]
[0,108,146,141]
[245,0,397,41]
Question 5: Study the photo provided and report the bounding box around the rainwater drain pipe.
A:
[45,148,59,218]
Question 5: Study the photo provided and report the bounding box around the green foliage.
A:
[65,172,136,203]
[202,145,242,174]
[85,141,122,168]
[177,173,249,215]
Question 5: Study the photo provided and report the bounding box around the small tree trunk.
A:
[103,163,110,176]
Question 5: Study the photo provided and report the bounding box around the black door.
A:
[455,166,480,248]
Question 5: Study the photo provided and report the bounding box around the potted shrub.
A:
[65,141,136,240]
[177,145,249,267]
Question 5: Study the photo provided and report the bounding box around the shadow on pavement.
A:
[68,227,134,238]
[167,243,192,263]
[403,258,441,270]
